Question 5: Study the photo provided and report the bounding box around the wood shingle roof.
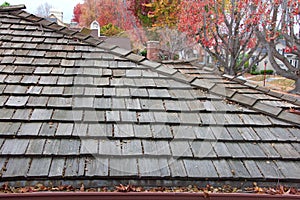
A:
[0,5,299,188]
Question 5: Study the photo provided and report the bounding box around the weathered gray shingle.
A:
[0,5,299,188]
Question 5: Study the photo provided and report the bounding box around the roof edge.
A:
[0,4,26,11]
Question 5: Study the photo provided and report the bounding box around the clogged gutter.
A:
[0,183,299,199]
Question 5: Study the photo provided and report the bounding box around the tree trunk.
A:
[289,78,300,94]
[224,66,235,75]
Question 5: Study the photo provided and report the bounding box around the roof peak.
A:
[0,4,26,12]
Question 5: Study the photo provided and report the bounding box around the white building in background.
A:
[49,9,63,22]
[252,40,299,73]
[276,43,299,70]
[47,9,65,27]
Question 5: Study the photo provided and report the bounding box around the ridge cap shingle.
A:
[6,7,187,82]
[9,8,148,64]
[221,74,300,126]
[161,62,300,126]
[0,4,25,11]
[221,73,300,105]
[7,7,106,48]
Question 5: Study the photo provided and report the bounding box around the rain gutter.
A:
[0,192,299,200]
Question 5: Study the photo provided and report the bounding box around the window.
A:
[92,22,98,29]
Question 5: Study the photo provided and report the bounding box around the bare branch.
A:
[36,2,52,18]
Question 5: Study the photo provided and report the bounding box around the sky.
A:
[5,0,83,23]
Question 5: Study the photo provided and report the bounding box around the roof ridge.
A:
[10,9,104,45]
[8,8,147,62]
[7,8,195,82]
[173,60,300,106]
[167,60,300,106]
[7,7,300,126]
[161,62,300,126]
[161,59,198,64]
[165,62,300,126]
[222,74,300,106]
[0,4,25,11]
[189,74,300,126]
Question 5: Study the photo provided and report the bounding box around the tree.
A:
[96,0,130,29]
[178,0,266,75]
[118,0,181,30]
[258,0,300,94]
[72,3,82,23]
[127,0,181,46]
[36,2,52,18]
[157,27,197,60]
[74,0,146,46]
[143,0,180,28]
[127,0,154,27]
[77,0,97,27]
[77,0,136,30]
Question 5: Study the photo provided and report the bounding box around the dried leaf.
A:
[289,187,298,195]
[18,187,30,193]
[115,184,127,192]
[254,186,264,193]
[80,184,85,192]
[1,183,9,191]
[66,185,75,191]
[203,190,210,198]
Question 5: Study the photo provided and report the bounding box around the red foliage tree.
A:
[72,3,82,23]
[77,0,96,27]
[95,0,133,30]
[72,0,147,46]
[76,0,141,31]
[178,0,266,75]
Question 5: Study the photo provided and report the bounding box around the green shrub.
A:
[1,2,10,6]
[173,54,179,60]
[237,54,250,71]
[100,23,123,36]
[140,49,147,57]
[250,71,260,75]
[260,69,274,75]
[251,64,257,73]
